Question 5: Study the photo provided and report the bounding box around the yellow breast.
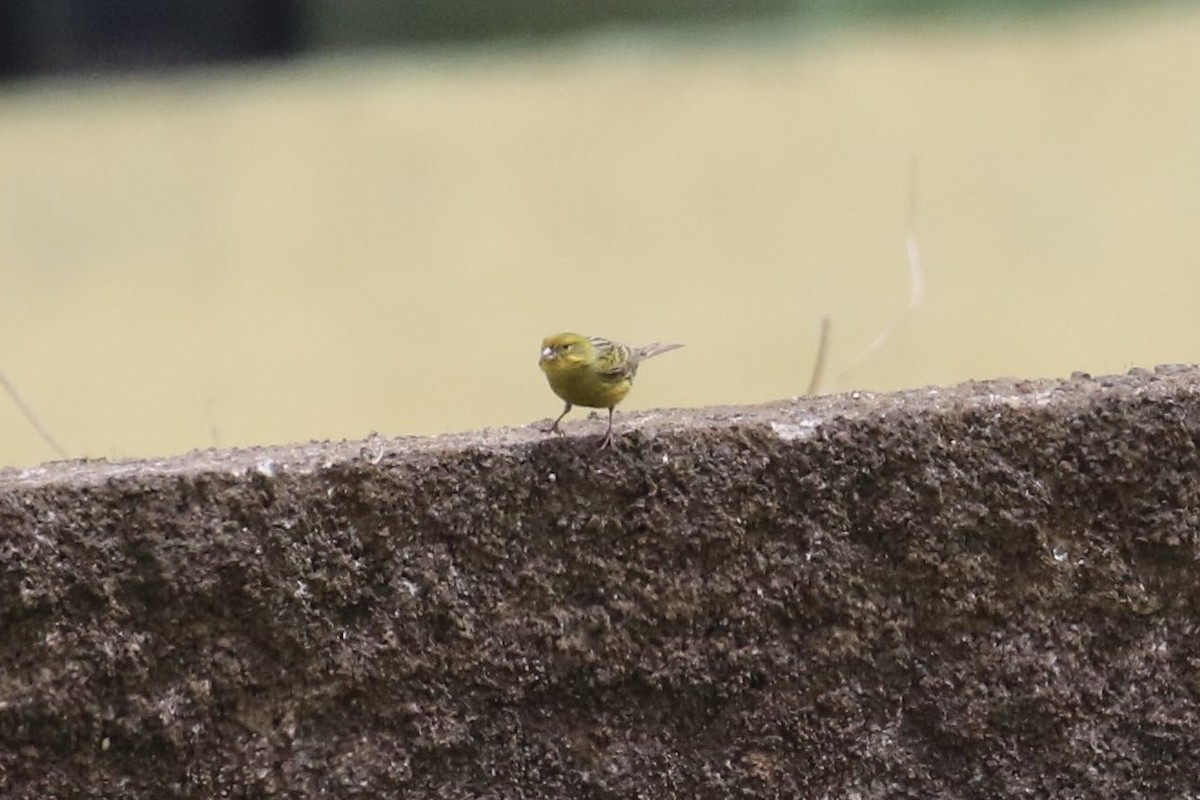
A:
[541,361,633,409]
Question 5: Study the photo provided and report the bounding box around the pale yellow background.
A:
[2,5,1198,467]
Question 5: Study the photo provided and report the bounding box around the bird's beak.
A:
[540,346,555,360]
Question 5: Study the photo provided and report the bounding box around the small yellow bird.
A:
[538,332,683,449]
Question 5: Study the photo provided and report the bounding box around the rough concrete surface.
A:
[3,366,1200,798]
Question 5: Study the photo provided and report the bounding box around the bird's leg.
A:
[546,403,571,435]
[598,407,615,450]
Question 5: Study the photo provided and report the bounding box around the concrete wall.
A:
[2,366,1199,797]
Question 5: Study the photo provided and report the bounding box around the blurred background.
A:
[1,0,1198,467]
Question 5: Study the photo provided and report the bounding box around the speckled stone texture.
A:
[2,366,1200,798]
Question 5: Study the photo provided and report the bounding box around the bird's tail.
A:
[634,342,684,362]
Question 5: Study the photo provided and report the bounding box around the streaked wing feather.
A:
[590,338,636,381]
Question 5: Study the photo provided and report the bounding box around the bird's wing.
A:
[591,338,637,381]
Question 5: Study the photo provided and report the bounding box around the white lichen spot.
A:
[661,454,670,465]
[400,579,419,596]
[255,459,277,478]
[770,419,819,441]
[1031,390,1057,407]
[1052,545,1068,562]
[547,472,557,483]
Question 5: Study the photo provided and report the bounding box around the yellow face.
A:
[539,332,591,374]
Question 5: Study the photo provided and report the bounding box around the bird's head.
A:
[540,332,592,372]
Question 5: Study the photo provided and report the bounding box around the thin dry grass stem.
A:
[836,158,926,386]
[806,316,831,396]
[0,368,67,459]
